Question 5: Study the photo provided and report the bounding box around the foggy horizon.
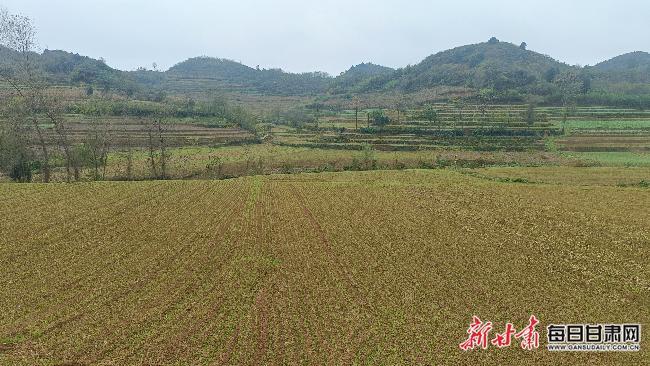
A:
[2,0,649,75]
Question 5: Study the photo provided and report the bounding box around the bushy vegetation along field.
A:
[1,170,648,365]
[5,90,650,183]
[35,144,569,182]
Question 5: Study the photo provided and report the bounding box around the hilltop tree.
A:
[520,42,527,50]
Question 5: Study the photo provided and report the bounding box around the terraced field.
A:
[29,115,255,148]
[281,105,650,155]
[1,170,648,365]
[5,102,650,184]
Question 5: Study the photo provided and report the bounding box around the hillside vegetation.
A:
[329,63,395,93]
[0,46,135,94]
[595,51,650,73]
[165,57,331,95]
[349,40,571,93]
[592,51,650,92]
[2,39,649,105]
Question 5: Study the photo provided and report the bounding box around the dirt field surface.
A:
[1,170,648,365]
[469,166,650,186]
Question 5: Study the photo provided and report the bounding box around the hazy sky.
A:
[2,0,649,75]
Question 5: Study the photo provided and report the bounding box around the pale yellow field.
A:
[470,166,650,186]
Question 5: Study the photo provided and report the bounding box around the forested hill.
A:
[167,57,256,79]
[164,57,331,95]
[333,39,574,94]
[595,51,650,72]
[327,39,650,106]
[401,39,570,90]
[0,48,331,96]
[0,46,135,93]
[329,63,395,93]
[593,51,650,84]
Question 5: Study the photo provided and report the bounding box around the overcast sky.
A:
[2,0,649,75]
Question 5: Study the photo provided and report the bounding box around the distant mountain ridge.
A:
[1,40,648,100]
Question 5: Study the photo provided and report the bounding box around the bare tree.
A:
[0,8,36,55]
[0,9,46,181]
[0,8,73,182]
[142,117,169,180]
[313,104,321,129]
[452,97,466,124]
[124,126,134,181]
[352,96,361,130]
[145,119,159,179]
[395,95,406,124]
[556,72,582,134]
[47,97,75,181]
[87,118,111,181]
[156,119,167,180]
[0,105,32,182]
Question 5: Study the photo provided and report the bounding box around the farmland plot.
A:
[0,170,648,365]
[468,166,650,186]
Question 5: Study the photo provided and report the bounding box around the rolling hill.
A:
[1,39,648,102]
[593,51,650,84]
[595,51,650,72]
[0,46,138,95]
[164,57,331,95]
[329,62,395,93]
[338,39,575,94]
